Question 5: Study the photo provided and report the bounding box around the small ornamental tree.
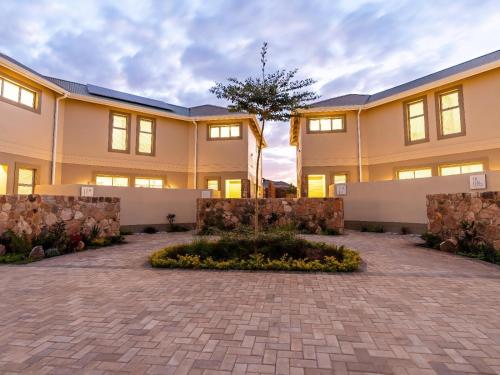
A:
[210,42,319,235]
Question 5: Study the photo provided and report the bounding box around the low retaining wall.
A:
[197,198,344,233]
[0,195,120,237]
[427,192,499,249]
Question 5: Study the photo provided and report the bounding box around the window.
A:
[136,117,155,155]
[208,124,241,139]
[109,112,130,152]
[307,116,345,133]
[0,75,38,111]
[398,168,432,180]
[307,175,326,198]
[207,179,219,191]
[135,178,163,188]
[436,87,465,138]
[404,97,428,144]
[225,179,242,198]
[17,168,35,194]
[96,175,129,187]
[0,164,7,195]
[333,173,347,184]
[440,163,483,176]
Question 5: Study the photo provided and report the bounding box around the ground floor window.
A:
[17,168,35,194]
[135,178,163,188]
[225,179,242,198]
[307,175,325,198]
[95,175,129,187]
[398,167,432,180]
[439,162,483,176]
[333,173,347,184]
[207,179,219,191]
[0,164,7,194]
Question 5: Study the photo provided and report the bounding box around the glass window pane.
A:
[17,185,33,195]
[135,178,149,188]
[333,174,347,184]
[112,177,129,187]
[414,169,432,178]
[0,164,7,195]
[225,179,241,198]
[320,118,331,131]
[207,179,219,190]
[440,91,459,110]
[309,119,320,131]
[112,128,127,150]
[398,171,415,180]
[138,133,152,154]
[149,179,163,188]
[441,108,461,135]
[230,125,240,137]
[409,116,426,141]
[18,168,34,185]
[307,175,325,198]
[210,126,220,138]
[220,126,230,138]
[461,164,483,174]
[408,101,424,117]
[113,115,127,129]
[441,166,461,176]
[20,88,35,108]
[139,119,152,133]
[3,80,20,102]
[331,118,343,130]
[96,176,113,186]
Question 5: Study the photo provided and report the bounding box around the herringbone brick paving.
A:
[1,231,500,374]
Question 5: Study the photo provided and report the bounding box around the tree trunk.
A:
[254,119,266,237]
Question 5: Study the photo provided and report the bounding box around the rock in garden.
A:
[0,244,6,256]
[76,241,85,251]
[439,238,458,253]
[29,245,45,260]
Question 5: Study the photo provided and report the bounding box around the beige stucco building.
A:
[0,53,264,198]
[291,50,500,197]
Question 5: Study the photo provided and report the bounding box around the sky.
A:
[1,0,499,184]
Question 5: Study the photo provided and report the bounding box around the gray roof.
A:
[1,52,241,118]
[313,49,500,107]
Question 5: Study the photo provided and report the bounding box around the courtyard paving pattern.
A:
[1,231,500,374]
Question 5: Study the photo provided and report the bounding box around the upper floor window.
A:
[333,173,347,184]
[436,86,465,139]
[96,175,129,187]
[403,97,428,144]
[109,112,130,153]
[440,162,483,177]
[307,116,345,133]
[398,167,432,180]
[17,168,35,194]
[208,124,241,140]
[135,177,163,188]
[0,75,39,112]
[136,117,156,155]
[207,178,219,191]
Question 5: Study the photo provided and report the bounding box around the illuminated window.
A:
[0,76,38,110]
[398,168,432,180]
[207,179,219,191]
[308,116,345,133]
[135,178,163,188]
[137,117,155,155]
[209,124,241,139]
[307,175,326,198]
[17,168,35,194]
[96,175,129,187]
[109,112,130,152]
[404,98,428,144]
[225,179,242,198]
[333,173,347,184]
[440,163,483,176]
[437,87,465,138]
[0,164,7,195]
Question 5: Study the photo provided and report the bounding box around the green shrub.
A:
[150,232,361,272]
[322,228,341,236]
[143,226,158,234]
[120,228,133,236]
[456,221,500,264]
[421,232,442,249]
[0,253,28,264]
[44,248,60,258]
[360,224,384,233]
[2,230,32,255]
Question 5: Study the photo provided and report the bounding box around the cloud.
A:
[0,0,499,182]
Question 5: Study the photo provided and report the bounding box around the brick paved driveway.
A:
[1,231,500,374]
